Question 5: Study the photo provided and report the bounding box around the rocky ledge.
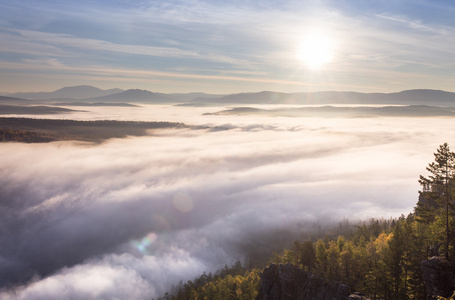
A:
[421,256,455,299]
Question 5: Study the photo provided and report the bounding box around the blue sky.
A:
[0,0,454,93]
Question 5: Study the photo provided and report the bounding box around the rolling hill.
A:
[85,89,175,103]
[193,89,455,106]
[4,85,124,100]
[3,86,455,106]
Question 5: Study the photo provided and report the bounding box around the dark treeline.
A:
[0,117,186,130]
[159,143,455,300]
[0,117,187,142]
[0,129,57,143]
[164,261,260,300]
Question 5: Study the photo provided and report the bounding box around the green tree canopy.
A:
[417,143,455,258]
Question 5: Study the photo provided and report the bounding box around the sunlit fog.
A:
[1,0,455,298]
[0,104,452,299]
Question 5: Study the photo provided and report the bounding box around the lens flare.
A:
[132,232,158,254]
[172,191,193,213]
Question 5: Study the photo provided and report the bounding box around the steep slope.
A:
[257,264,351,300]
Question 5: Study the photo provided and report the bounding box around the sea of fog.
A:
[1,104,454,299]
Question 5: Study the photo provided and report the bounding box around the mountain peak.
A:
[88,89,174,103]
[55,85,103,92]
[124,89,154,93]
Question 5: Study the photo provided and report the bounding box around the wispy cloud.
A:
[0,28,200,60]
[376,13,448,34]
[0,60,313,87]
[1,0,455,92]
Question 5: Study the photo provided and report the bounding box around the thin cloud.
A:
[3,29,200,59]
[376,13,447,34]
[0,61,311,87]
[1,1,455,92]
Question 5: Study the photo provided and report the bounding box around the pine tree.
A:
[386,222,405,299]
[314,239,328,277]
[418,143,455,259]
[301,240,316,272]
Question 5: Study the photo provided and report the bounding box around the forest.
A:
[0,117,187,142]
[158,143,455,300]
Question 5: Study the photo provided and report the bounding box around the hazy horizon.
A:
[3,84,455,95]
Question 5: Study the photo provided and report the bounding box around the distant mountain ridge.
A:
[205,104,455,118]
[0,95,34,105]
[4,85,124,100]
[86,89,226,103]
[87,89,174,103]
[2,85,455,106]
[194,89,455,106]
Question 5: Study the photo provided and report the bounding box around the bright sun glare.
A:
[299,32,334,69]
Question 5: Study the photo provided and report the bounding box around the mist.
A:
[1,105,454,299]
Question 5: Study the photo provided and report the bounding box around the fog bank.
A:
[1,106,453,299]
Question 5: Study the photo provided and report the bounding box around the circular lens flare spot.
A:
[172,191,193,213]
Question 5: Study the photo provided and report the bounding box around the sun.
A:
[299,32,334,69]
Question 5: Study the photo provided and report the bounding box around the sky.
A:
[1,105,454,299]
[0,0,455,93]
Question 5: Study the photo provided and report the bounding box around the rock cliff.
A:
[256,263,351,300]
[421,256,455,299]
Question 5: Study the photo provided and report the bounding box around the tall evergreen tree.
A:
[418,143,455,259]
[301,240,316,272]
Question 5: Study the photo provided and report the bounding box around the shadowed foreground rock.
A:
[256,263,351,300]
[421,257,455,299]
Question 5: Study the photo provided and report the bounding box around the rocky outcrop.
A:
[421,256,455,299]
[256,263,351,300]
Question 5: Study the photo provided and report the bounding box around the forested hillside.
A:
[0,118,186,142]
[158,143,455,300]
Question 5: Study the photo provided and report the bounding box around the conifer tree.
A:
[301,240,316,272]
[418,143,455,259]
